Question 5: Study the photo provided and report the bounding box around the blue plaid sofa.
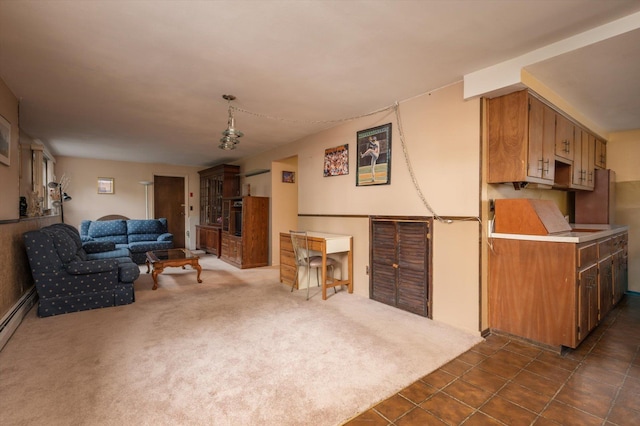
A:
[24,223,140,317]
[80,218,173,264]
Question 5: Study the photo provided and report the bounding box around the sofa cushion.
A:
[52,223,89,261]
[87,220,128,244]
[24,230,64,272]
[128,233,161,243]
[83,240,116,254]
[44,227,81,264]
[128,240,173,253]
[85,247,132,261]
[50,224,84,250]
[126,219,168,239]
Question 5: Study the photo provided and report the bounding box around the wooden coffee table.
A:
[145,248,202,290]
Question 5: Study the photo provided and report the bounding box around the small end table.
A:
[145,248,202,290]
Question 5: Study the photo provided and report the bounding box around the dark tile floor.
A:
[344,294,640,426]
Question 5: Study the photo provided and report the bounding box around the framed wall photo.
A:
[97,177,115,194]
[356,123,391,186]
[323,144,349,177]
[0,114,11,166]
[282,171,295,183]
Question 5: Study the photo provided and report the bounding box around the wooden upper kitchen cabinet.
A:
[487,88,606,190]
[487,90,556,185]
[571,128,596,190]
[554,112,575,162]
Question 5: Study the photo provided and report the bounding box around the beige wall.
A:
[608,130,640,293]
[0,78,19,221]
[237,82,483,333]
[56,157,201,249]
[270,157,298,266]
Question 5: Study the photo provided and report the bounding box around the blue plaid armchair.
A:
[24,223,140,317]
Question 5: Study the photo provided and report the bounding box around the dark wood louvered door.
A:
[370,216,432,318]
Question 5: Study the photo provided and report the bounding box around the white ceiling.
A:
[1,1,639,168]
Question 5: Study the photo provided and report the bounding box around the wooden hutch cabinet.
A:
[220,196,269,269]
[196,164,240,256]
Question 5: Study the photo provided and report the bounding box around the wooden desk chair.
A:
[289,230,339,300]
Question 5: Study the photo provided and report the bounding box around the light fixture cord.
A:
[231,103,395,125]
[393,102,448,223]
[232,94,482,224]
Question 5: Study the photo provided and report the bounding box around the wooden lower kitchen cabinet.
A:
[489,230,628,350]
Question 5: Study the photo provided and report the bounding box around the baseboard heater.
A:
[0,287,37,352]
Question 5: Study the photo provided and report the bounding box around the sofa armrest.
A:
[157,233,173,242]
[80,235,93,243]
[65,259,118,275]
[83,241,116,254]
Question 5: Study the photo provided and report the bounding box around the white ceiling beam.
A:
[463,11,640,100]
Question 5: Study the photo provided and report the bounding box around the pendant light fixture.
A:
[219,94,243,150]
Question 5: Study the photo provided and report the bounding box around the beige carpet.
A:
[0,255,482,425]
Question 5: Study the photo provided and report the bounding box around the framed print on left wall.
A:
[0,114,11,166]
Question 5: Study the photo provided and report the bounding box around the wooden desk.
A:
[279,231,353,300]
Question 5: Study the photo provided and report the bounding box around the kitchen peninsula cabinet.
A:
[612,233,628,306]
[489,226,629,351]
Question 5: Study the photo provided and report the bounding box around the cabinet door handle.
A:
[392,263,399,269]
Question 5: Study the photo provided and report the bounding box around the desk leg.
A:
[348,237,354,294]
[321,250,327,300]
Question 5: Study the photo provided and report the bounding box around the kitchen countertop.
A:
[488,221,629,243]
